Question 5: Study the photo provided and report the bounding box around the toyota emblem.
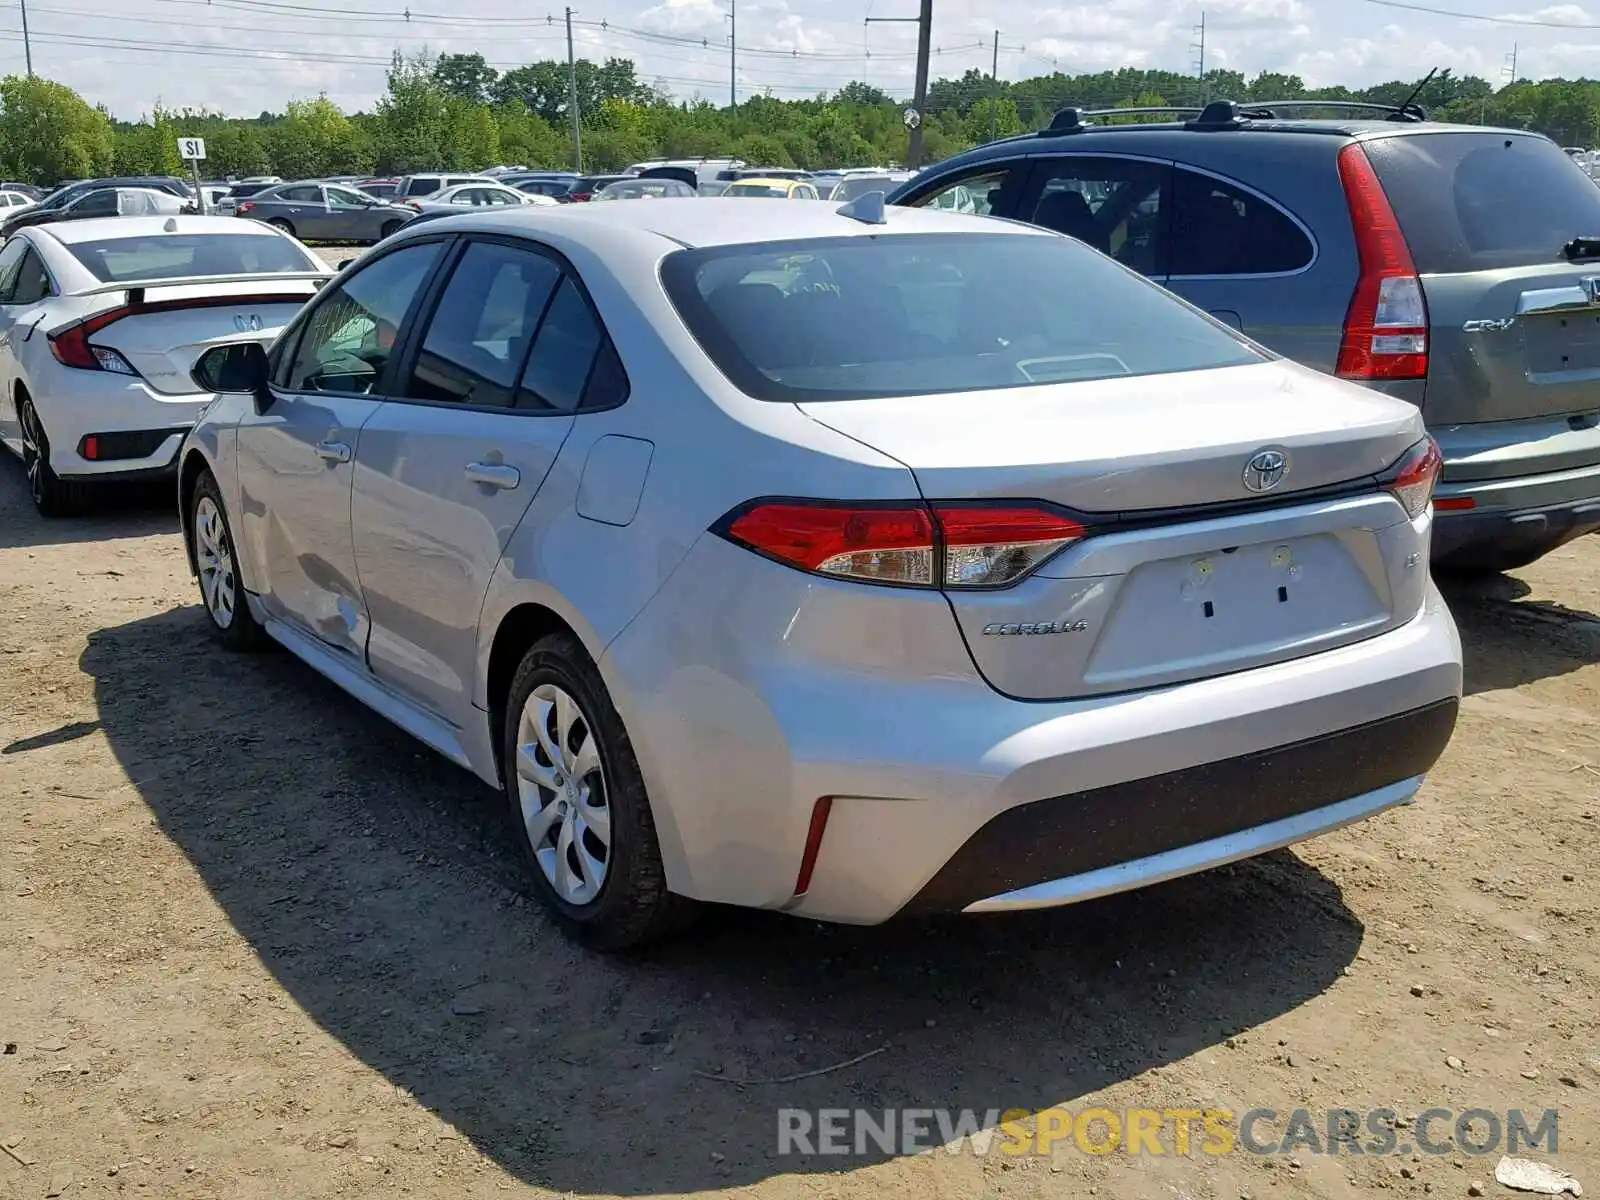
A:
[233,313,263,333]
[1242,448,1289,493]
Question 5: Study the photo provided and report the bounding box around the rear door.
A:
[1013,155,1171,280]
[269,185,323,234]
[351,236,618,725]
[1365,130,1600,424]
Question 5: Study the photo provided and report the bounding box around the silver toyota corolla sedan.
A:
[176,198,1463,950]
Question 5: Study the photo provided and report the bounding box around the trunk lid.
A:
[83,282,318,395]
[1362,129,1600,424]
[800,361,1430,700]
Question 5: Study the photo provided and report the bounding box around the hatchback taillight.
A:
[719,500,1085,589]
[1336,143,1428,381]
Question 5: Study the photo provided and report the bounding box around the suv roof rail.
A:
[1238,99,1429,122]
[1044,104,1205,134]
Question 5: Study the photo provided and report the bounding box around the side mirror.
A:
[193,341,270,400]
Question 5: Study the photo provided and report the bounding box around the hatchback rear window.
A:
[1363,131,1600,274]
[66,234,319,282]
[661,232,1264,402]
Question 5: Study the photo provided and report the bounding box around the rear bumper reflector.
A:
[77,428,189,462]
[793,797,834,897]
[1434,497,1477,512]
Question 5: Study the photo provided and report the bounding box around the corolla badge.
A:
[1241,448,1289,494]
[233,313,263,333]
[981,620,1089,636]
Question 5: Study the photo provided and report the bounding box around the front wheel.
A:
[502,633,695,950]
[190,469,266,650]
[17,397,87,518]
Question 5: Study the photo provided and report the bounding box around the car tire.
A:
[379,219,402,240]
[501,632,696,951]
[17,395,88,518]
[267,218,294,236]
[189,468,267,651]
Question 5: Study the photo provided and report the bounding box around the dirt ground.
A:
[1,454,1596,1200]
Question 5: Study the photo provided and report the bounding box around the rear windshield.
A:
[66,234,319,283]
[1365,131,1600,273]
[660,232,1264,402]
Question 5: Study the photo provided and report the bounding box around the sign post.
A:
[177,137,207,214]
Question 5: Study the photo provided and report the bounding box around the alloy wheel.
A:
[18,403,44,508]
[193,495,237,629]
[514,683,610,905]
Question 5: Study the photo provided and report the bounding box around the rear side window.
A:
[517,277,615,412]
[1363,132,1600,273]
[276,185,320,202]
[403,242,561,407]
[661,232,1264,402]
[1169,170,1314,276]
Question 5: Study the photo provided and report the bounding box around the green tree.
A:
[374,51,451,173]
[0,75,115,182]
[272,96,369,178]
[434,53,498,106]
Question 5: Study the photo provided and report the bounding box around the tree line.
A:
[1,52,1598,186]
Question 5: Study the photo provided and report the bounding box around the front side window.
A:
[402,241,561,407]
[1168,170,1313,276]
[325,186,369,209]
[70,190,118,217]
[1025,157,1166,275]
[905,168,1011,217]
[285,241,443,395]
[661,232,1264,403]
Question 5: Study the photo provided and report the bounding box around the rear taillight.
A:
[1388,436,1442,519]
[1336,143,1428,382]
[569,192,591,202]
[237,201,255,215]
[720,500,1085,589]
[402,200,421,211]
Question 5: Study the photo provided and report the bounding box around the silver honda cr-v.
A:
[177,199,1463,949]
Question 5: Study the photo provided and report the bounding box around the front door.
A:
[234,238,448,657]
[352,237,625,725]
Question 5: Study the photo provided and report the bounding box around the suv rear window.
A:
[1364,132,1600,273]
[661,232,1263,402]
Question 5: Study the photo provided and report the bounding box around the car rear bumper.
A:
[1432,464,1600,562]
[601,536,1464,925]
[35,374,212,478]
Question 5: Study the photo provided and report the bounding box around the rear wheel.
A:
[379,219,402,240]
[501,632,695,951]
[267,217,294,236]
[17,396,88,518]
[189,469,266,650]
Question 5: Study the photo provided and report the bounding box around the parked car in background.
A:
[893,100,1600,573]
[0,181,45,201]
[396,183,556,227]
[0,189,38,212]
[724,177,822,199]
[176,198,1461,950]
[828,172,916,203]
[514,176,581,201]
[237,176,282,185]
[25,176,191,225]
[354,178,401,199]
[3,187,187,236]
[562,175,630,203]
[395,173,496,200]
[197,185,232,212]
[0,215,329,516]
[593,178,697,200]
[234,180,415,243]
[624,158,745,190]
[713,167,813,186]
[215,181,278,216]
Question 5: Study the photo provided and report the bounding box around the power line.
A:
[1361,0,1600,28]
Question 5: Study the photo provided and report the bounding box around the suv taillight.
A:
[1336,142,1428,381]
[718,500,1086,589]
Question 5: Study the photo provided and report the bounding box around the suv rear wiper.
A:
[1562,237,1600,262]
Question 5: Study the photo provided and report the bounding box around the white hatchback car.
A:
[0,215,330,515]
[177,199,1463,950]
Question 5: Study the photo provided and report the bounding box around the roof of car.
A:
[427,195,1046,250]
[727,177,807,188]
[36,214,294,244]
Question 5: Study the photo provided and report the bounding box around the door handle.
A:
[465,461,520,490]
[316,440,352,463]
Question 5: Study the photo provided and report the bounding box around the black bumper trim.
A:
[900,698,1459,918]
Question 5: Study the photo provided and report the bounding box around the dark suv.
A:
[890,100,1600,573]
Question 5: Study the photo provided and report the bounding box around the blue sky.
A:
[3,0,1593,118]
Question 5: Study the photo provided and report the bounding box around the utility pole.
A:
[1507,42,1518,84]
[20,0,32,76]
[565,7,582,174]
[989,29,999,142]
[728,0,736,108]
[1191,12,1206,104]
[865,0,932,168]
